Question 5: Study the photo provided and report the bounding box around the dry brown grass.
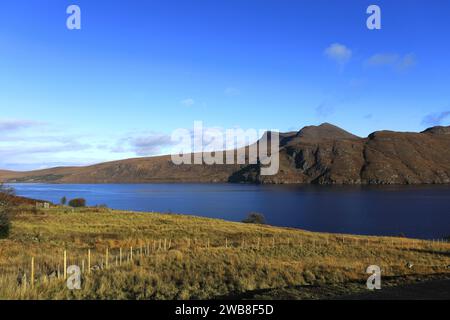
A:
[0,206,449,300]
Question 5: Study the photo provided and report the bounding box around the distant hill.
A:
[1,123,450,185]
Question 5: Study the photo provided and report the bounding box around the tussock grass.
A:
[0,206,449,300]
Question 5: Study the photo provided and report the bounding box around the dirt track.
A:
[341,279,450,300]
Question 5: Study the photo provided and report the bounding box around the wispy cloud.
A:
[181,98,195,107]
[0,142,90,157]
[365,53,417,71]
[315,103,334,118]
[0,161,94,171]
[421,111,450,127]
[0,118,179,169]
[0,119,96,170]
[324,43,352,66]
[0,119,44,132]
[0,137,93,171]
[112,132,176,156]
[127,134,175,156]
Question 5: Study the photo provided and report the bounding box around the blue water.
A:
[9,183,450,239]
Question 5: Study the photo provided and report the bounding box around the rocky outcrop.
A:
[243,124,450,184]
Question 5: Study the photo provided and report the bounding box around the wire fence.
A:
[2,235,450,293]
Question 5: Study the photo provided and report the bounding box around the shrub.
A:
[0,210,10,238]
[68,198,86,208]
[60,196,67,205]
[242,212,266,225]
[0,184,14,239]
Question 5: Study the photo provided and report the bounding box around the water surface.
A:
[10,183,450,239]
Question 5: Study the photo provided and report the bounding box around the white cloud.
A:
[0,136,93,170]
[181,98,195,107]
[365,53,416,71]
[0,119,103,170]
[366,53,399,66]
[324,43,352,65]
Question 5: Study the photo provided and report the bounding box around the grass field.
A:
[0,205,449,300]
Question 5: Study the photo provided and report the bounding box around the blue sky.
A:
[1,0,450,170]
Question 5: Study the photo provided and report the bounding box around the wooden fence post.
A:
[130,246,133,261]
[63,250,67,280]
[88,249,91,274]
[22,273,27,291]
[119,248,122,265]
[31,257,35,289]
[105,248,109,269]
[225,238,228,248]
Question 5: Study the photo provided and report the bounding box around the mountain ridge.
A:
[1,123,450,185]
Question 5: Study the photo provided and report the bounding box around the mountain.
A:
[1,123,450,185]
[294,122,360,141]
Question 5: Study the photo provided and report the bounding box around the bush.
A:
[0,184,14,239]
[242,212,266,225]
[0,210,10,238]
[60,196,67,205]
[68,198,86,208]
